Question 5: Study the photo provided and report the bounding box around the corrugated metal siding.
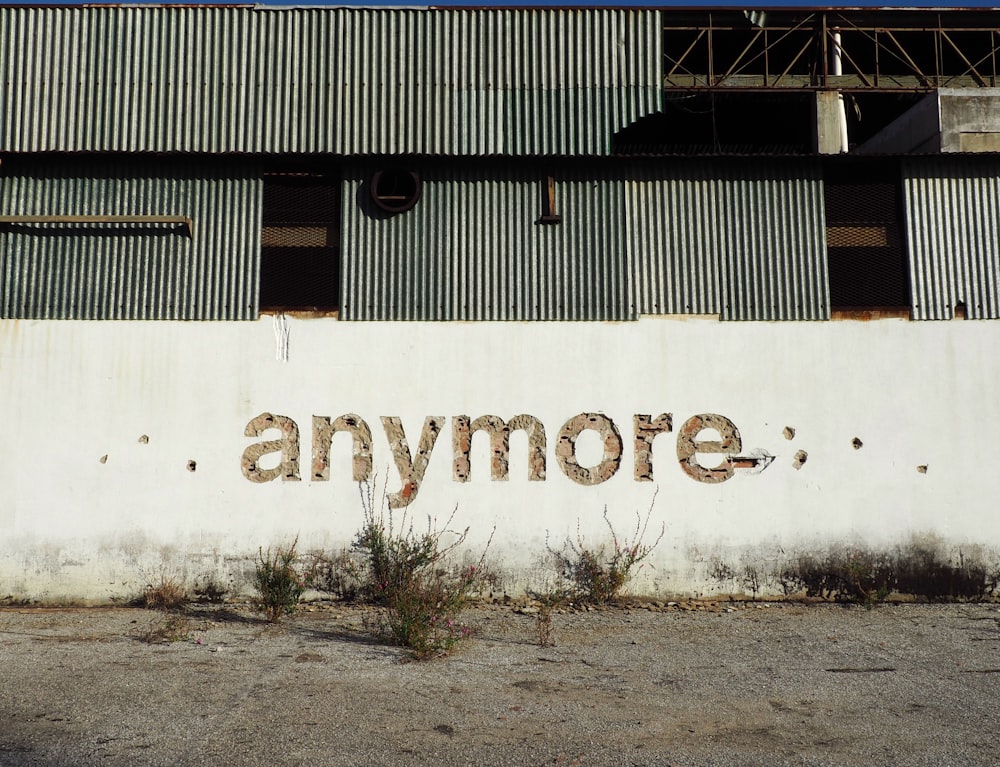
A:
[903,157,1000,320]
[0,161,260,320]
[628,168,726,316]
[628,162,829,321]
[721,167,828,321]
[0,7,662,156]
[341,165,632,321]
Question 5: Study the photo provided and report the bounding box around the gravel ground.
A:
[1,601,999,767]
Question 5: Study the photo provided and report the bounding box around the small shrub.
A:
[549,501,664,605]
[780,550,893,607]
[742,564,762,601]
[841,550,894,608]
[352,483,491,659]
[137,615,192,644]
[143,576,189,611]
[312,548,369,602]
[253,537,311,623]
[192,576,229,604]
[526,587,572,647]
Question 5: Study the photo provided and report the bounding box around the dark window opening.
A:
[370,169,421,213]
[260,174,340,311]
[824,162,909,311]
[538,174,561,224]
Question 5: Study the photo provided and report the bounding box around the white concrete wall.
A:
[1,316,998,601]
[858,89,1000,155]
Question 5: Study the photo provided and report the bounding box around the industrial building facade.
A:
[1,5,999,600]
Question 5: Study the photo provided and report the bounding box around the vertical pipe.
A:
[830,28,848,152]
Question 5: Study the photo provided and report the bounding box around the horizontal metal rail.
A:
[0,215,193,237]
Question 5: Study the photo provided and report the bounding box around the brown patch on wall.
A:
[852,437,863,450]
[830,308,911,321]
[917,464,928,474]
[381,416,444,508]
[783,426,795,440]
[676,414,742,484]
[452,414,546,482]
[633,413,673,481]
[792,450,808,470]
[554,413,622,486]
[241,412,301,482]
[311,414,373,482]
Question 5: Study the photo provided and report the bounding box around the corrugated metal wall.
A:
[627,161,830,321]
[0,161,260,320]
[903,157,1000,320]
[0,6,662,156]
[341,165,632,321]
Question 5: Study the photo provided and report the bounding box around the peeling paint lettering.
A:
[633,413,673,481]
[241,412,301,482]
[555,413,623,486]
[311,414,373,482]
[452,414,546,482]
[381,416,444,508]
[676,413,742,484]
[243,410,766,495]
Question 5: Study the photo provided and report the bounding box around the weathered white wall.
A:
[1,316,998,601]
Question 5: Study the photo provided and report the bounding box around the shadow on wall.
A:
[710,540,1000,607]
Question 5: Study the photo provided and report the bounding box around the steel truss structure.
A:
[663,9,1000,91]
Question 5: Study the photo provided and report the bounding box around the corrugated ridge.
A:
[0,6,662,156]
[341,165,632,321]
[903,157,1000,320]
[0,161,260,320]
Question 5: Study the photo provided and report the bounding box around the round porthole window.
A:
[370,169,421,213]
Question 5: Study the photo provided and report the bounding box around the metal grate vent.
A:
[825,173,908,309]
[260,175,340,311]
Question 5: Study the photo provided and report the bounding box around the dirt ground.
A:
[1,600,999,767]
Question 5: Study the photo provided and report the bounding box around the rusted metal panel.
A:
[0,160,260,320]
[628,161,829,321]
[903,157,1000,320]
[340,165,633,321]
[0,6,662,156]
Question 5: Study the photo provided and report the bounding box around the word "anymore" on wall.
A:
[242,412,773,507]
